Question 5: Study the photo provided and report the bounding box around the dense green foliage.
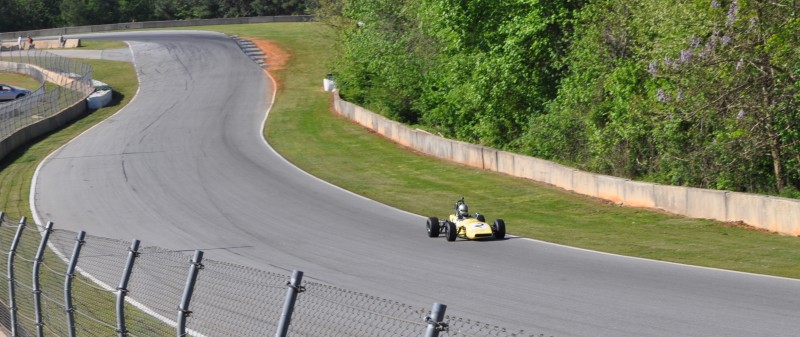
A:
[321,0,800,197]
[0,0,310,32]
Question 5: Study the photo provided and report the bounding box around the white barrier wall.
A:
[86,90,112,109]
[654,184,689,215]
[332,92,800,236]
[573,170,598,198]
[625,180,656,208]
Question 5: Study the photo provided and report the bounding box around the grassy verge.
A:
[0,72,60,94]
[0,73,41,90]
[2,23,799,283]
[77,40,128,50]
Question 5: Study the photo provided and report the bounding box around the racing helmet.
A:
[458,203,469,217]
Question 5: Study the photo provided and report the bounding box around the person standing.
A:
[17,36,22,50]
[59,35,65,48]
[27,36,34,49]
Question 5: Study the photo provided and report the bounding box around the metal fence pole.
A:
[7,216,26,337]
[275,270,304,337]
[64,231,86,337]
[424,303,448,337]
[116,239,140,337]
[32,221,54,337]
[177,250,203,337]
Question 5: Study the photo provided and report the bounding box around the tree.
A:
[331,0,431,123]
[60,0,90,26]
[252,0,306,15]
[652,0,800,194]
[119,0,155,22]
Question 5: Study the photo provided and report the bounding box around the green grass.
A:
[2,22,800,285]
[0,72,71,105]
[78,40,128,50]
[0,72,41,90]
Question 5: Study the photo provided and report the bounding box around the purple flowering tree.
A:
[650,0,799,194]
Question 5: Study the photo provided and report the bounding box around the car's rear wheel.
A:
[445,221,457,242]
[427,217,439,238]
[492,219,506,240]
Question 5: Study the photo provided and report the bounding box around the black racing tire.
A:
[445,221,457,242]
[476,213,486,222]
[493,219,506,240]
[15,94,24,99]
[427,217,440,238]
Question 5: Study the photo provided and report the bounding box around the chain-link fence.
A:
[0,50,94,143]
[0,213,548,337]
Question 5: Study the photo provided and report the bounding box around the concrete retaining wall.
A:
[625,180,656,208]
[573,170,598,198]
[331,92,800,236]
[597,175,626,205]
[654,184,686,215]
[0,100,86,161]
[765,197,800,235]
[0,39,80,51]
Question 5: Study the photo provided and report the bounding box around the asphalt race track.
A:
[32,31,800,336]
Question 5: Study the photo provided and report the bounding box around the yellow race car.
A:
[426,197,506,242]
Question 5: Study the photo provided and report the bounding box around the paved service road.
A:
[32,31,800,336]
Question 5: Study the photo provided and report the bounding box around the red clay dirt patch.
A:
[722,221,782,235]
[246,37,290,90]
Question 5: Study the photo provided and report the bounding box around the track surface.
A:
[32,31,800,336]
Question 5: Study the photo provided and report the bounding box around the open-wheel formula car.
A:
[426,197,505,241]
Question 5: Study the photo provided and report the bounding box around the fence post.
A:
[275,270,304,337]
[64,231,86,337]
[177,250,203,337]
[32,221,54,337]
[7,216,26,337]
[116,239,140,337]
[424,303,448,337]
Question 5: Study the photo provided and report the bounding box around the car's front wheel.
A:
[492,219,506,240]
[445,221,457,242]
[427,217,440,238]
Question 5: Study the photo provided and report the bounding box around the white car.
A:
[0,84,31,101]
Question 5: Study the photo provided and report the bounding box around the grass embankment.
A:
[0,73,41,90]
[2,22,799,283]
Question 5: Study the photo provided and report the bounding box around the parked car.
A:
[0,84,31,101]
